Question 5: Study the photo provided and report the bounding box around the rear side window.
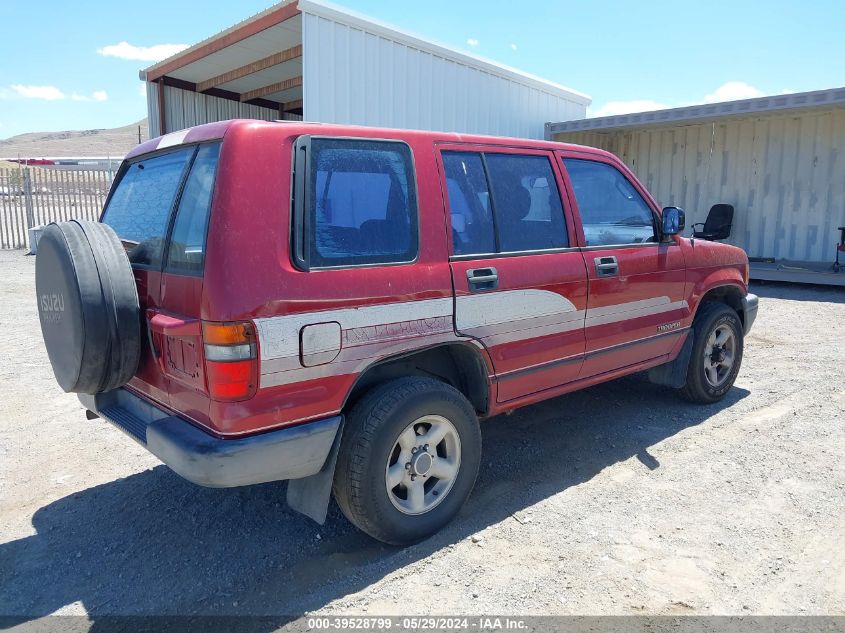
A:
[563,159,655,246]
[298,138,418,268]
[102,148,193,266]
[442,150,569,256]
[166,143,221,274]
[442,152,495,255]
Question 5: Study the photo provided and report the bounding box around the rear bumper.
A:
[742,293,759,335]
[78,389,342,488]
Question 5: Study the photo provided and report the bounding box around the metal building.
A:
[547,87,845,285]
[140,0,590,140]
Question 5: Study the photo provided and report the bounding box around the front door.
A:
[558,152,688,378]
[437,144,588,402]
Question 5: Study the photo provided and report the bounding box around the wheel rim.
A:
[385,414,461,515]
[703,324,736,388]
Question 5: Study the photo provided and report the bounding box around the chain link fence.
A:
[0,167,115,249]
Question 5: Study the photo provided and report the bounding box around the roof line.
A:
[298,0,590,104]
[141,1,300,81]
[548,86,845,134]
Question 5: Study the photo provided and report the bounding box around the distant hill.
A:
[0,119,148,159]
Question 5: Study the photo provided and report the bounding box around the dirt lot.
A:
[1,249,843,623]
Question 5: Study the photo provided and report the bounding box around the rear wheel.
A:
[333,377,481,545]
[679,302,744,403]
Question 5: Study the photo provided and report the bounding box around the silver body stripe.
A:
[454,289,576,331]
[255,297,453,362]
[586,297,688,327]
[260,331,459,388]
[255,291,690,388]
[482,312,586,347]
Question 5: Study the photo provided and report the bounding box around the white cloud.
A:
[97,41,189,62]
[590,99,670,118]
[704,81,764,103]
[11,84,65,101]
[466,38,479,47]
[510,43,518,51]
[70,90,108,102]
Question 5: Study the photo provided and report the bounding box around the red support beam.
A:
[196,45,302,93]
[240,76,302,102]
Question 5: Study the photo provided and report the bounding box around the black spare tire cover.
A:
[35,220,141,394]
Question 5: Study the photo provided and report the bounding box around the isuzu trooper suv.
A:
[35,120,758,545]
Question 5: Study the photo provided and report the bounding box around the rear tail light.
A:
[202,321,258,401]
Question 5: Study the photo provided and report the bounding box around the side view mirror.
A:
[661,206,685,236]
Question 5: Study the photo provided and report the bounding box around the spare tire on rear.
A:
[35,220,141,394]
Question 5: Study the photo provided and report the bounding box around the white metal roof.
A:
[297,0,590,104]
[141,0,590,106]
[141,2,299,79]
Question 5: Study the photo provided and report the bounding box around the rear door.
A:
[437,144,588,402]
[558,152,687,378]
[101,143,221,412]
[101,147,196,407]
[155,143,221,418]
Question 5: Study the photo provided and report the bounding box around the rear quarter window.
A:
[298,138,418,268]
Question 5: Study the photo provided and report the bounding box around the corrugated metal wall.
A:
[554,108,845,263]
[301,13,585,139]
[146,82,282,138]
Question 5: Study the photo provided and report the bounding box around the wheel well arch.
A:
[696,284,744,326]
[342,342,491,417]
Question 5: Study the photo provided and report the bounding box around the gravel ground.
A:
[1,249,843,624]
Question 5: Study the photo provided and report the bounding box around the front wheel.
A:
[333,377,481,545]
[679,302,744,403]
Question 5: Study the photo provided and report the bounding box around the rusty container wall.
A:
[553,107,845,264]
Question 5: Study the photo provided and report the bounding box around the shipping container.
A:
[548,88,845,285]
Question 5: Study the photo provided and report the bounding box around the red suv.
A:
[35,120,758,544]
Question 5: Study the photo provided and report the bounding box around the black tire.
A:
[35,220,141,394]
[333,377,481,545]
[679,302,744,403]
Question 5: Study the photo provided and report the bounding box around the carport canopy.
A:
[141,1,304,125]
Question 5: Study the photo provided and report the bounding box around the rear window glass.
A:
[102,148,193,266]
[307,138,418,267]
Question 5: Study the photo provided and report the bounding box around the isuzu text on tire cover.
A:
[35,120,758,545]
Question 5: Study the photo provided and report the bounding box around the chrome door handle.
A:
[594,256,619,277]
[467,267,498,291]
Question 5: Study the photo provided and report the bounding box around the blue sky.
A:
[1,0,843,139]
